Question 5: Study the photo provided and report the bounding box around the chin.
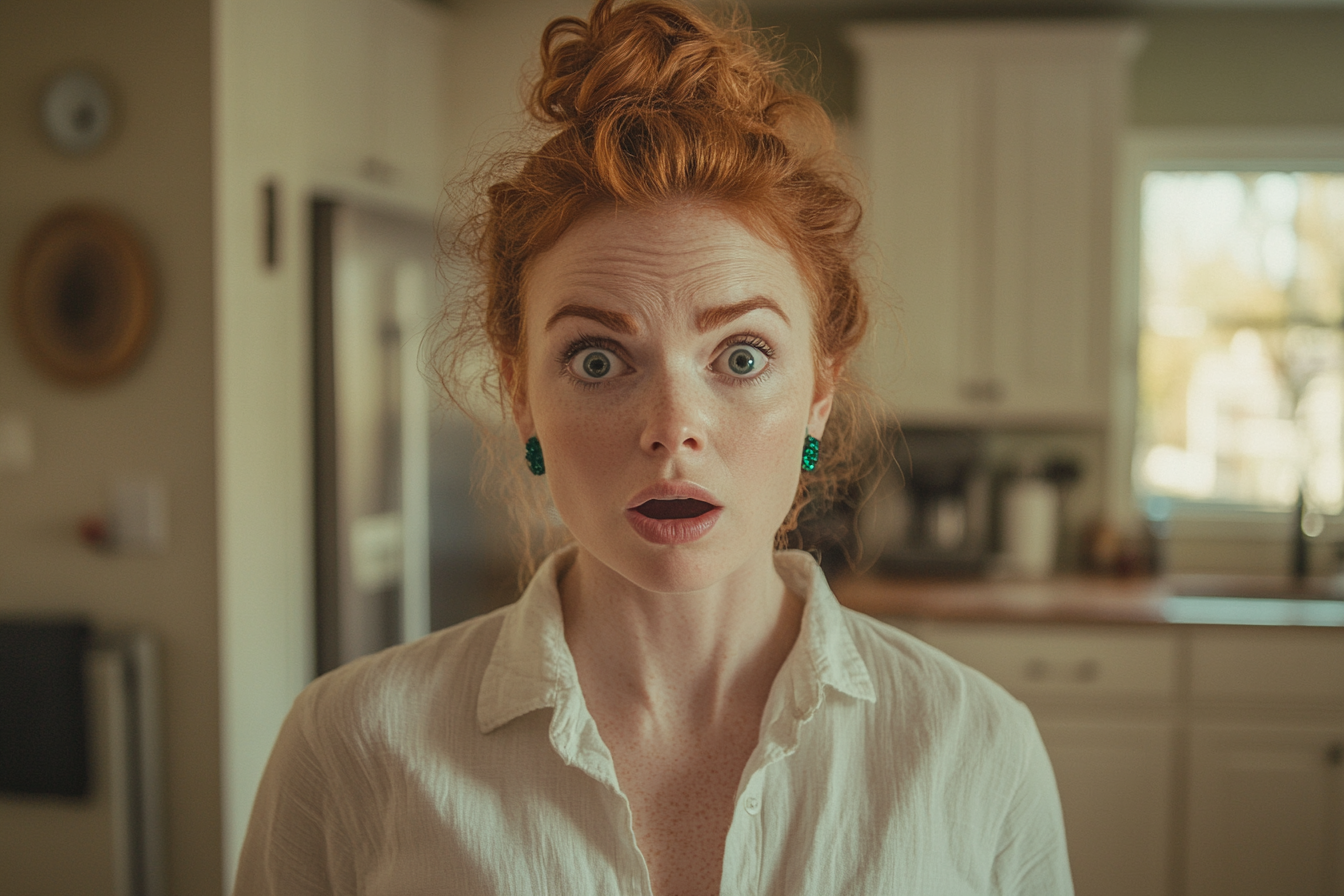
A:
[585,532,755,596]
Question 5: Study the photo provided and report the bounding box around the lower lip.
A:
[624,506,723,545]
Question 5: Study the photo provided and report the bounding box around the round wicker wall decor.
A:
[11,206,155,385]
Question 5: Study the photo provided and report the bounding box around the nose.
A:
[639,367,707,457]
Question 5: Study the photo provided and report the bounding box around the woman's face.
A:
[512,201,832,594]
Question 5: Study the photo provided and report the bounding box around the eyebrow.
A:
[542,296,790,335]
[696,297,790,332]
[544,304,639,334]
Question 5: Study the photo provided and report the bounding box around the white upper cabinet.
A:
[305,0,448,212]
[846,22,1143,425]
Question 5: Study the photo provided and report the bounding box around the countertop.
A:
[830,573,1344,627]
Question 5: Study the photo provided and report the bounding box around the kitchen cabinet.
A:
[845,23,1142,425]
[1184,629,1344,896]
[1037,718,1176,896]
[1185,722,1344,896]
[908,622,1178,896]
[305,0,446,208]
[891,619,1344,896]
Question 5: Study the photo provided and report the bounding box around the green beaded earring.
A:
[802,433,820,472]
[525,436,545,476]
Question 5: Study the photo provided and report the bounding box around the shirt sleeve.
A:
[231,689,357,896]
[990,703,1075,896]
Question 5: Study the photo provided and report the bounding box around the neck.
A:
[558,547,804,728]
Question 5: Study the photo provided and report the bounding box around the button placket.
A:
[724,772,767,896]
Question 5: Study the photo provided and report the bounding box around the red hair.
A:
[435,0,876,563]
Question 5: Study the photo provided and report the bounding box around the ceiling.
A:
[745,0,1344,7]
[437,0,1344,15]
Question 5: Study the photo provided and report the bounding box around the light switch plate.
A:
[0,413,35,473]
[112,476,168,552]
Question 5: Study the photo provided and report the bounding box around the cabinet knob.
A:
[958,379,1004,404]
[1022,657,1100,684]
[1073,659,1100,682]
[1327,742,1343,767]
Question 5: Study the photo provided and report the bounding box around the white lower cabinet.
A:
[1036,718,1176,896]
[913,623,1178,896]
[1185,721,1344,896]
[904,621,1344,896]
[1184,628,1344,896]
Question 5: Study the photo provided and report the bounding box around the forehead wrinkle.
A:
[531,215,807,338]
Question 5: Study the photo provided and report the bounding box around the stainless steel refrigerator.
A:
[312,199,514,675]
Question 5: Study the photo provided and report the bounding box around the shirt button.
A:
[744,796,761,816]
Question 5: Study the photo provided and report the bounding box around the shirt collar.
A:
[476,546,876,744]
[476,545,581,735]
[773,549,877,710]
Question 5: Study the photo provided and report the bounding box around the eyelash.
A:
[715,333,776,386]
[557,335,624,390]
[555,332,778,388]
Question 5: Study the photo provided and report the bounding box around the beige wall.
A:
[1132,10,1344,127]
[441,0,589,178]
[0,0,221,894]
[213,0,312,886]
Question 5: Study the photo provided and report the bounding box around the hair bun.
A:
[531,0,784,127]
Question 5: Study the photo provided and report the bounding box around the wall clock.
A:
[11,207,155,385]
[41,70,114,154]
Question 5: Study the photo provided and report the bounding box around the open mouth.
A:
[633,498,717,520]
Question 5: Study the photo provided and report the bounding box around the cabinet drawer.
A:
[1191,628,1344,704]
[918,624,1179,701]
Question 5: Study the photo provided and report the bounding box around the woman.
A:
[234,2,1072,894]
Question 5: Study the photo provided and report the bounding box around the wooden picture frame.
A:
[11,206,155,385]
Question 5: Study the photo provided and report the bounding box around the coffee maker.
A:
[860,428,991,576]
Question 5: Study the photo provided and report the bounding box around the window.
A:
[1133,163,1344,520]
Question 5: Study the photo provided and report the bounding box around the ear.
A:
[807,366,836,441]
[500,357,535,441]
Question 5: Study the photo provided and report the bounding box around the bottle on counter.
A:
[1000,475,1059,579]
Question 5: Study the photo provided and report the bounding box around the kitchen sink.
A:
[1165,573,1344,602]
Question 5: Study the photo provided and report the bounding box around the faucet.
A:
[1292,489,1309,584]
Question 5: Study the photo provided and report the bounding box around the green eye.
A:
[717,344,768,378]
[568,348,624,381]
[582,351,611,378]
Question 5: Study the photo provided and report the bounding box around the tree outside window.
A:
[1136,171,1344,523]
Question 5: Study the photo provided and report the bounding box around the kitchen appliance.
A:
[1000,475,1059,578]
[312,198,520,674]
[860,428,991,575]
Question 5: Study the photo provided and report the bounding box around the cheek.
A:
[737,397,808,507]
[705,380,813,525]
[716,394,801,461]
[546,398,628,466]
[527,373,632,498]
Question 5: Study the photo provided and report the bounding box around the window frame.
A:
[1110,127,1344,540]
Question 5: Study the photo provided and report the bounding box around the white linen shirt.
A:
[234,547,1073,895]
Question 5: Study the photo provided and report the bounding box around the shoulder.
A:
[834,608,1069,884]
[840,607,1037,752]
[290,606,512,750]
